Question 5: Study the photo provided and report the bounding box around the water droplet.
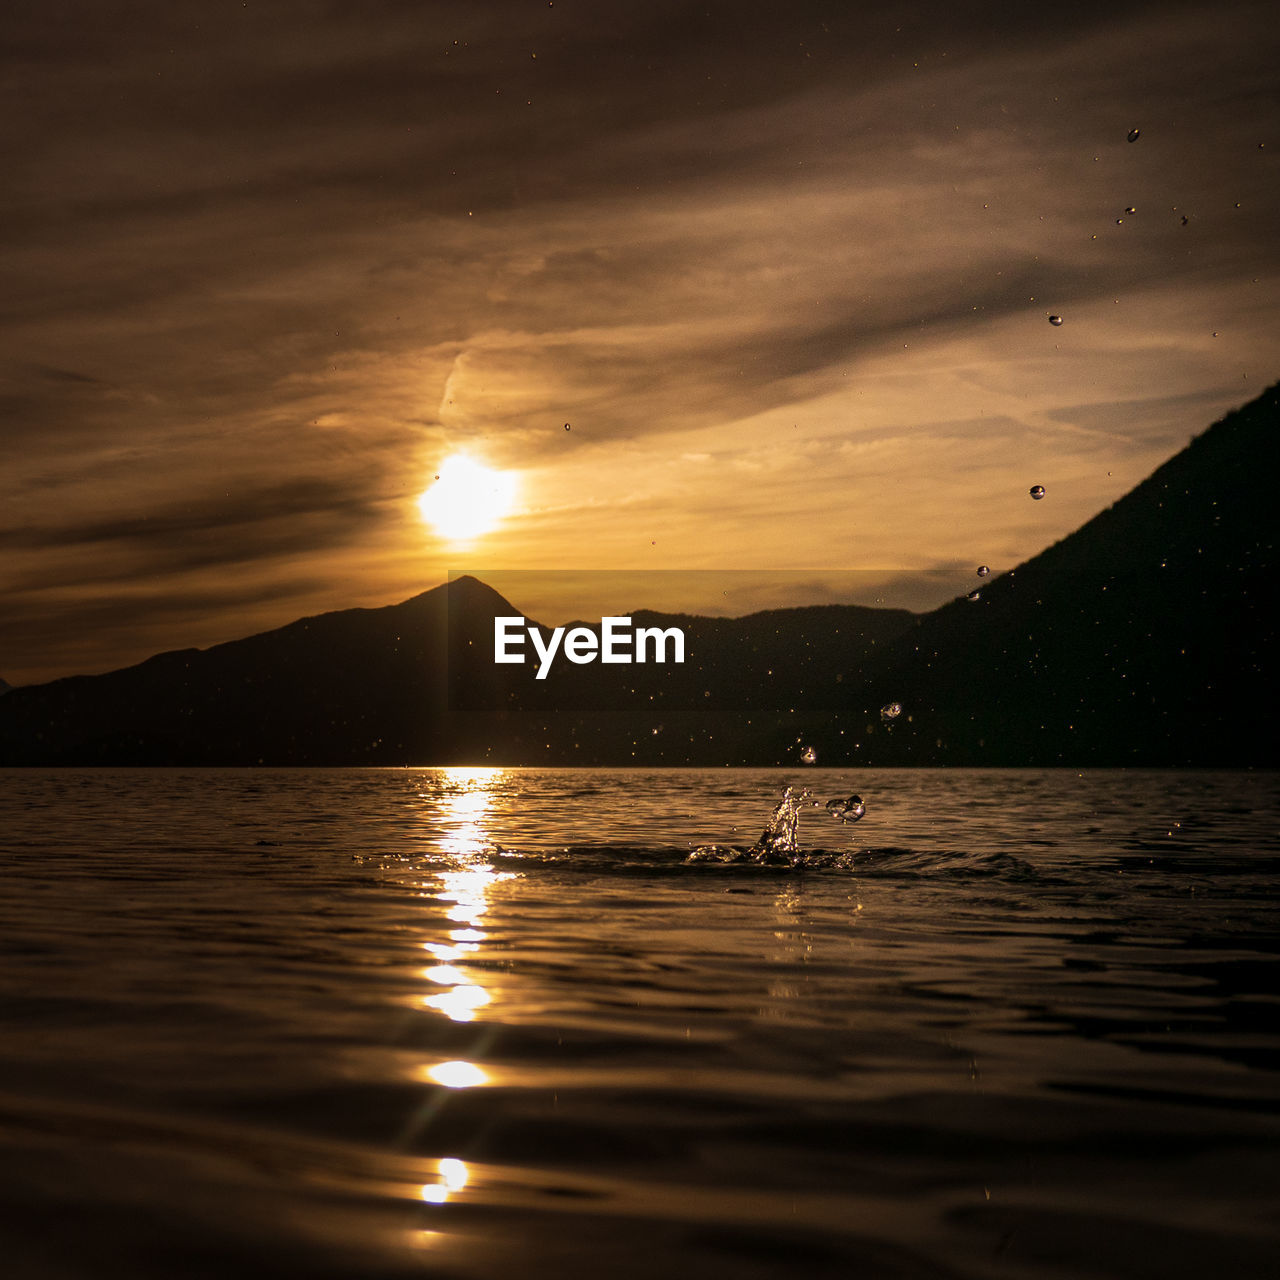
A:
[1048,314,1063,326]
[825,794,865,823]
[1181,215,1189,226]
[1127,128,1141,142]
[1124,206,1136,214]
[977,565,990,577]
[563,422,571,431]
[880,701,903,722]
[967,589,981,602]
[1030,484,1046,500]
[800,745,818,764]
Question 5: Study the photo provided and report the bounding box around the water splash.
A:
[750,785,811,863]
[880,701,903,722]
[687,784,866,867]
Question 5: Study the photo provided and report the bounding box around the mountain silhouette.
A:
[0,385,1275,766]
[0,575,516,765]
[461,601,918,765]
[0,578,915,765]
[786,382,1278,766]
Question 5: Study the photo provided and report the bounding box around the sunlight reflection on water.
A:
[0,767,1277,1280]
[415,767,518,1024]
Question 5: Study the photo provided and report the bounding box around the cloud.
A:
[2,0,1277,680]
[0,574,336,686]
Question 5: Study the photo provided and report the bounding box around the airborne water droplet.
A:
[967,589,981,602]
[564,422,571,431]
[977,565,990,577]
[880,701,903,722]
[1124,206,1136,214]
[1048,315,1063,326]
[800,745,818,764]
[1030,485,1046,500]
[825,794,866,824]
[1127,128,1141,142]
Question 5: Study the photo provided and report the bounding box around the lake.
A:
[0,767,1277,1278]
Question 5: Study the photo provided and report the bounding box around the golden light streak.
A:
[426,1060,489,1088]
[423,983,491,1021]
[420,1157,471,1205]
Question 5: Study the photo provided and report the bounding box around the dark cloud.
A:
[0,575,335,685]
[1044,387,1247,445]
[1,476,382,551]
[0,476,390,608]
[29,365,105,385]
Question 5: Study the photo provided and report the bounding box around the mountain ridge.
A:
[1,385,1275,765]
[800,382,1278,765]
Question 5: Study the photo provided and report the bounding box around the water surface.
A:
[1,768,1277,1278]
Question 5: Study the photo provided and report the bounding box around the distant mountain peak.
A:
[0,384,1274,764]
[443,573,515,605]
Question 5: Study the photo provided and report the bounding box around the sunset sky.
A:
[3,0,1277,685]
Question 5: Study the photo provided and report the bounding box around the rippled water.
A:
[1,767,1277,1279]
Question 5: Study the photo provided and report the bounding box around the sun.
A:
[418,455,517,542]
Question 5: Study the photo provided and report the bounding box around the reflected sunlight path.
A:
[411,768,515,1206]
